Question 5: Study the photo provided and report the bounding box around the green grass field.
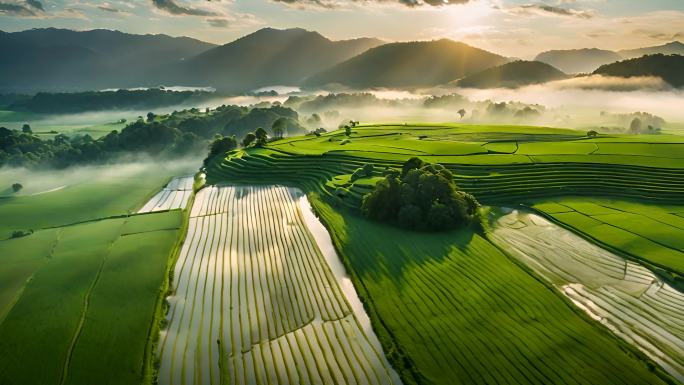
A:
[0,162,195,239]
[205,123,684,385]
[0,211,182,385]
[311,198,669,385]
[0,161,196,385]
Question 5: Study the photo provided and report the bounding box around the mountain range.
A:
[305,39,508,88]
[0,27,682,93]
[535,42,684,74]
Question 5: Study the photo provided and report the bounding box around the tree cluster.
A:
[361,158,480,231]
[9,89,216,114]
[1,105,303,169]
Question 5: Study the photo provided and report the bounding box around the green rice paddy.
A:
[205,123,684,385]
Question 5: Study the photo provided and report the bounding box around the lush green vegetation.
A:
[311,199,669,385]
[361,158,480,231]
[205,122,683,385]
[0,211,182,385]
[0,104,304,169]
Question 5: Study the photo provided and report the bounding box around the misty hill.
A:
[305,39,509,88]
[455,61,568,88]
[0,28,215,93]
[619,41,684,59]
[593,54,684,88]
[174,28,383,92]
[535,48,622,74]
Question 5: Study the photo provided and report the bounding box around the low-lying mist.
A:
[0,157,200,197]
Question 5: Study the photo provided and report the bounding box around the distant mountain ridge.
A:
[593,54,684,88]
[305,39,509,88]
[619,41,684,59]
[0,28,216,92]
[173,28,384,92]
[534,48,622,74]
[1,27,682,93]
[455,61,568,89]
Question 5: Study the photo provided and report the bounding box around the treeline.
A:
[1,104,305,169]
[7,89,217,114]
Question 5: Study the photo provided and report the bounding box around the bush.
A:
[362,158,480,231]
[11,183,23,193]
[11,230,32,239]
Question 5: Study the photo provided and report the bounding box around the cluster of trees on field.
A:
[362,158,481,231]
[1,105,305,169]
[7,89,218,114]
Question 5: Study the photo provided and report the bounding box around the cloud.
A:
[547,75,669,92]
[25,0,42,11]
[508,4,593,19]
[0,0,44,17]
[98,5,122,13]
[207,18,230,28]
[151,0,218,16]
[270,0,470,9]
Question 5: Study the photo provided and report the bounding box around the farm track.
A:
[158,185,396,385]
[490,210,684,382]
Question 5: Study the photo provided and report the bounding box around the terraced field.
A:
[489,210,684,382]
[139,176,195,213]
[204,123,684,385]
[207,124,684,207]
[157,185,396,385]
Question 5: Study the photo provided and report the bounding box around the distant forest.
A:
[7,89,218,114]
[0,104,305,169]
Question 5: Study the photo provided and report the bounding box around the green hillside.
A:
[594,54,684,87]
[305,39,508,88]
[455,60,568,88]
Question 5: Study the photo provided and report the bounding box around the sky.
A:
[1,0,683,58]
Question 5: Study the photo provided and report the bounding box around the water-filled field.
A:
[158,185,397,385]
[532,198,684,276]
[138,176,195,213]
[490,209,684,382]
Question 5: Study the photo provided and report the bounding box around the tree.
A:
[146,112,156,122]
[21,124,32,134]
[344,125,352,137]
[242,132,256,148]
[362,159,480,231]
[255,127,268,146]
[208,135,237,158]
[401,157,425,177]
[11,183,22,193]
[457,109,466,119]
[587,130,598,138]
[630,117,642,133]
[272,118,287,139]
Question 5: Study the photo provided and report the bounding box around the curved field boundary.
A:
[139,176,195,214]
[157,185,397,385]
[490,210,684,382]
[207,150,684,207]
